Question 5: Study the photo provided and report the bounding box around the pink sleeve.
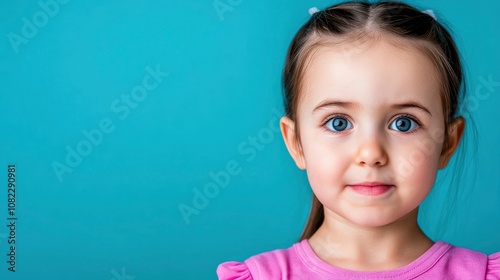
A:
[487,252,500,280]
[216,261,253,280]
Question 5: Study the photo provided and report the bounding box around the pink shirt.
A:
[217,239,500,279]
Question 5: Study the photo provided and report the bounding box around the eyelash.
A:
[320,113,423,134]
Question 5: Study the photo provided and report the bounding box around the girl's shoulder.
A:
[442,242,500,279]
[216,240,305,280]
[486,251,500,279]
[216,240,500,280]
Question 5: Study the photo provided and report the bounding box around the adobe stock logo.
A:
[460,74,500,113]
[7,0,70,54]
[213,0,243,21]
[179,108,282,224]
[110,267,135,280]
[51,64,169,182]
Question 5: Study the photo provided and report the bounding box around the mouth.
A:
[347,182,395,196]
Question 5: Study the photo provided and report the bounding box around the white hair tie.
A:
[308,7,320,16]
[421,9,437,20]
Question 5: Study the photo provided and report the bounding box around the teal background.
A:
[0,0,498,279]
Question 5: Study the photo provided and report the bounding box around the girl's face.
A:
[280,37,464,228]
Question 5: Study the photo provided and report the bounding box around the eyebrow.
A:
[312,100,360,113]
[312,99,432,116]
[392,101,432,116]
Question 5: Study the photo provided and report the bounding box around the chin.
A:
[347,214,400,228]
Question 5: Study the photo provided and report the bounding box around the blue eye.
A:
[389,116,418,132]
[325,116,353,132]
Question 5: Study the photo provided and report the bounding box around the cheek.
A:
[404,155,439,185]
[391,128,443,171]
[301,136,351,195]
[393,144,441,197]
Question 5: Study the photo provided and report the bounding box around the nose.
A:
[354,135,388,167]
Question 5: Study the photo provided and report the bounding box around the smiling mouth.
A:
[347,183,395,196]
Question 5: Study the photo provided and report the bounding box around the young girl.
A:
[217,1,500,279]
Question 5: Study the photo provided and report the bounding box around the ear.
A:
[280,116,306,170]
[438,117,465,169]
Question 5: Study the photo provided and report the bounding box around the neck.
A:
[308,208,434,271]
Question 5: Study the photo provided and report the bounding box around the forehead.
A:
[298,36,442,114]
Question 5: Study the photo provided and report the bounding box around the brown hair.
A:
[281,1,469,241]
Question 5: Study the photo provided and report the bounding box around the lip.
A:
[347,182,394,196]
